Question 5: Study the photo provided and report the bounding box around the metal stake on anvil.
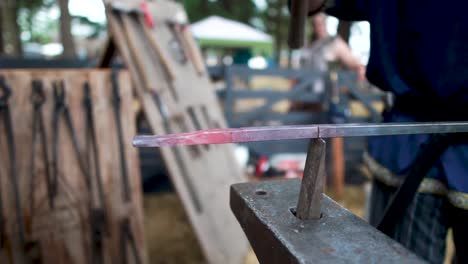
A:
[288,0,328,220]
[295,138,326,220]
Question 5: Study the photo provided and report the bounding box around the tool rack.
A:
[0,70,145,264]
[104,0,250,263]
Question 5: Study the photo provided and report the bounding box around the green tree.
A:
[1,0,23,56]
[58,0,76,58]
[17,0,55,43]
[260,0,289,65]
[183,0,257,24]
[0,4,4,54]
[1,0,54,56]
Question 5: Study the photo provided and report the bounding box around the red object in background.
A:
[275,159,301,171]
[285,170,302,179]
[140,2,155,28]
[278,160,303,179]
[255,156,269,177]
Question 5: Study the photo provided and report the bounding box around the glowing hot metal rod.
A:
[133,122,468,148]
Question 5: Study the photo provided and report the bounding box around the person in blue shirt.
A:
[304,0,468,263]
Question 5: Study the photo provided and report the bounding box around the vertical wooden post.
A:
[288,0,309,49]
[331,137,345,198]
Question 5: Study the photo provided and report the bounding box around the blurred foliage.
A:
[12,0,56,44]
[2,0,315,60]
[2,0,102,55]
[183,0,258,24]
[76,15,106,39]
[18,0,54,9]
[183,0,289,64]
[259,0,289,63]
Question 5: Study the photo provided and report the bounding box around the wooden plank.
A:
[141,22,177,81]
[0,69,144,264]
[180,26,205,75]
[106,1,249,263]
[119,13,164,93]
[330,137,345,199]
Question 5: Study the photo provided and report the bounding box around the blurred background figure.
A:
[298,13,366,198]
[301,13,365,85]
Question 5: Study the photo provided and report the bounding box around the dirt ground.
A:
[144,193,205,264]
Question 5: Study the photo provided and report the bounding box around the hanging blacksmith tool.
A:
[30,80,54,211]
[111,71,131,202]
[110,4,159,93]
[0,79,5,250]
[141,25,178,82]
[139,2,178,81]
[0,172,4,249]
[151,92,203,213]
[110,2,187,73]
[0,76,43,264]
[52,80,90,195]
[0,76,26,249]
[166,20,189,64]
[111,2,179,102]
[52,80,107,264]
[110,2,177,81]
[83,81,107,214]
[83,81,109,264]
[119,218,142,264]
[179,23,206,76]
[167,18,205,75]
[89,206,106,264]
[111,72,141,264]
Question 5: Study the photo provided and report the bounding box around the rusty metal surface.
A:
[230,179,425,264]
[296,138,325,220]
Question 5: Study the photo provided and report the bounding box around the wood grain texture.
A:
[180,26,205,75]
[0,70,144,264]
[141,20,177,81]
[331,137,345,199]
[106,1,249,263]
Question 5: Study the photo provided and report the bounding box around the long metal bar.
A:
[133,122,468,147]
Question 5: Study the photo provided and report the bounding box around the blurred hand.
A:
[356,66,367,82]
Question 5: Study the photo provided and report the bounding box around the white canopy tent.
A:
[190,16,273,56]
